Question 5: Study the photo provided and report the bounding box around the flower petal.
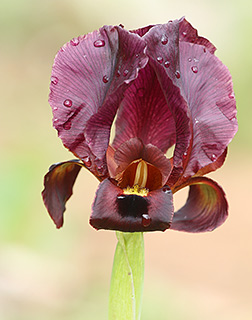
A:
[171,176,228,232]
[49,25,148,176]
[112,64,176,153]
[178,37,237,178]
[143,20,192,170]
[90,179,173,232]
[42,160,84,228]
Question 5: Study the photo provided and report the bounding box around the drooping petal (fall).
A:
[171,176,228,232]
[42,160,84,228]
[49,25,148,177]
[90,178,174,232]
[112,64,176,153]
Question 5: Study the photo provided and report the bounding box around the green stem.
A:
[108,232,145,320]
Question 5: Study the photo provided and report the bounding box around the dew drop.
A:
[53,106,58,111]
[93,39,105,47]
[183,152,187,159]
[142,214,151,227]
[53,118,59,124]
[161,35,168,45]
[195,118,199,124]
[83,156,92,167]
[188,58,192,62]
[163,186,172,194]
[229,92,235,99]
[70,38,80,46]
[191,66,198,73]
[137,88,145,97]
[51,76,58,85]
[157,56,163,64]
[63,99,72,107]
[164,61,170,68]
[182,31,187,37]
[102,75,109,83]
[116,69,121,77]
[123,69,129,76]
[63,120,71,130]
[175,71,181,79]
[135,53,139,58]
[97,165,104,174]
[211,154,217,161]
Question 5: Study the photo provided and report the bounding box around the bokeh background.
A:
[0,0,251,319]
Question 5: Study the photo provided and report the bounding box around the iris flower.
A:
[42,18,237,233]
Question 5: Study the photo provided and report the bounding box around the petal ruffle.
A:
[42,160,84,228]
[170,176,228,232]
[90,179,173,232]
[49,25,148,177]
[112,64,176,153]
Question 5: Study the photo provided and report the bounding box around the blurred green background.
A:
[0,0,251,319]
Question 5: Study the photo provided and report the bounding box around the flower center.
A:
[118,158,163,193]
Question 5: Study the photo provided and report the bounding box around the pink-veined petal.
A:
[143,19,192,172]
[49,25,148,177]
[178,39,237,177]
[112,64,176,152]
[42,160,84,228]
[171,176,228,232]
[90,179,173,232]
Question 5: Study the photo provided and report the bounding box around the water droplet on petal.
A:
[83,156,92,167]
[163,186,172,194]
[93,39,105,47]
[135,53,139,58]
[195,118,199,124]
[53,118,59,124]
[161,34,168,45]
[188,58,192,62]
[51,76,58,85]
[137,88,145,97]
[182,31,187,37]
[116,69,121,77]
[142,214,151,227]
[63,120,71,130]
[97,165,104,174]
[53,106,58,111]
[175,71,181,79]
[229,92,235,99]
[70,38,79,46]
[102,75,109,83]
[164,61,170,68]
[157,56,163,64]
[191,66,198,73]
[183,152,187,159]
[123,69,129,76]
[63,99,72,107]
[211,154,217,161]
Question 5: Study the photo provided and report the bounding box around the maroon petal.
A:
[143,20,192,170]
[90,179,173,232]
[171,176,228,232]
[179,39,237,177]
[112,64,176,153]
[42,160,84,228]
[49,25,148,176]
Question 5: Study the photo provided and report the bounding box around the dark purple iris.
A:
[42,18,237,233]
